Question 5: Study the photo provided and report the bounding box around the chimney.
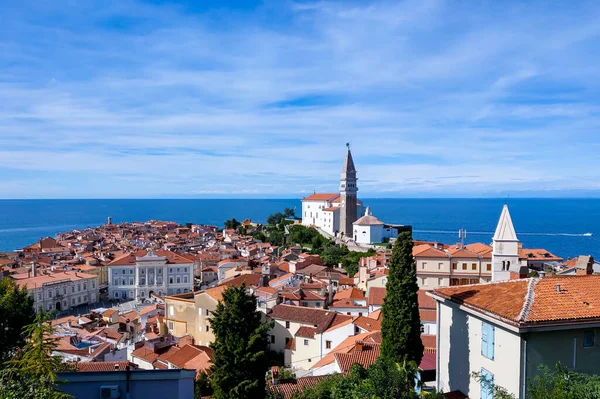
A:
[31,262,36,277]
[271,366,279,386]
[539,270,546,278]
[556,284,561,293]
[355,342,363,352]
[575,255,594,276]
[114,363,120,371]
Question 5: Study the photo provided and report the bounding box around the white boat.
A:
[583,233,593,237]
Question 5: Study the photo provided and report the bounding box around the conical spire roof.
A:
[493,205,518,241]
[341,147,356,174]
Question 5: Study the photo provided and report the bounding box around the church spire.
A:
[341,143,357,177]
[491,204,520,282]
[493,204,518,242]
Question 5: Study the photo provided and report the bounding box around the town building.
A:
[11,265,99,312]
[57,369,195,399]
[108,249,194,300]
[430,273,600,399]
[352,207,399,244]
[301,147,364,237]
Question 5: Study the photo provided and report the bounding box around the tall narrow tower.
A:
[491,205,520,282]
[339,144,358,238]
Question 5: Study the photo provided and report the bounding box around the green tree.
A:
[210,284,274,399]
[268,231,285,247]
[224,218,241,230]
[527,363,600,399]
[253,232,267,242]
[283,208,296,219]
[195,371,213,399]
[288,225,320,246]
[341,249,376,278]
[267,212,285,226]
[380,231,424,366]
[320,244,349,267]
[0,311,72,399]
[0,277,35,364]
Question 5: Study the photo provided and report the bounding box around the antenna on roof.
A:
[458,228,467,249]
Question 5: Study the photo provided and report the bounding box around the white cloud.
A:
[1,0,600,198]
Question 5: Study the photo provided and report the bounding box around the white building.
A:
[301,148,363,236]
[12,266,99,312]
[430,273,600,399]
[352,207,398,244]
[492,205,521,282]
[108,249,193,300]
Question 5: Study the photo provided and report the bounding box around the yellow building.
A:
[164,285,226,346]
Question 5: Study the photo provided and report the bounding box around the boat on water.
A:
[583,233,593,237]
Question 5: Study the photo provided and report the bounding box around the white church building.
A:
[491,204,525,282]
[301,146,363,237]
[301,146,403,244]
[352,207,399,245]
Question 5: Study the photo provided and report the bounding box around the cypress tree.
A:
[380,230,424,366]
[209,283,273,399]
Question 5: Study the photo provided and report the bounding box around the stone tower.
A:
[339,144,358,238]
[491,204,520,282]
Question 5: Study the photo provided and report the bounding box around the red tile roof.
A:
[367,287,386,306]
[77,361,136,372]
[413,244,449,258]
[418,289,436,310]
[303,193,340,201]
[353,316,381,332]
[269,304,337,333]
[334,341,381,373]
[519,248,563,262]
[295,326,316,339]
[432,275,600,326]
[268,376,331,399]
[334,287,365,301]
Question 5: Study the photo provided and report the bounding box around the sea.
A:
[0,199,598,260]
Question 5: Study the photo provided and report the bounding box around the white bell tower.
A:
[492,205,520,281]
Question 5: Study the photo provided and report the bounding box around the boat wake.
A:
[413,230,593,237]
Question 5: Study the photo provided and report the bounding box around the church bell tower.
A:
[492,204,520,282]
[340,144,358,238]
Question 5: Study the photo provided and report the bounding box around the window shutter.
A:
[481,322,489,358]
[481,322,495,360]
[480,368,494,399]
[489,325,495,360]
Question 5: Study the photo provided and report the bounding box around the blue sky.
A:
[1,0,600,198]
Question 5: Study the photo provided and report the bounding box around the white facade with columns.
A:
[108,249,193,300]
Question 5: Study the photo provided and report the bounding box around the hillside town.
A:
[1,149,599,399]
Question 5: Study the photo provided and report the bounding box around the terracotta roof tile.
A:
[303,193,340,201]
[269,376,331,399]
[418,289,436,310]
[367,287,386,306]
[432,275,600,326]
[295,326,316,339]
[353,316,381,332]
[77,361,136,372]
[269,304,337,333]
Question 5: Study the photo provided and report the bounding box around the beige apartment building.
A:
[164,285,225,346]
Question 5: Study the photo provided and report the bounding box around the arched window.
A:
[114,292,119,298]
